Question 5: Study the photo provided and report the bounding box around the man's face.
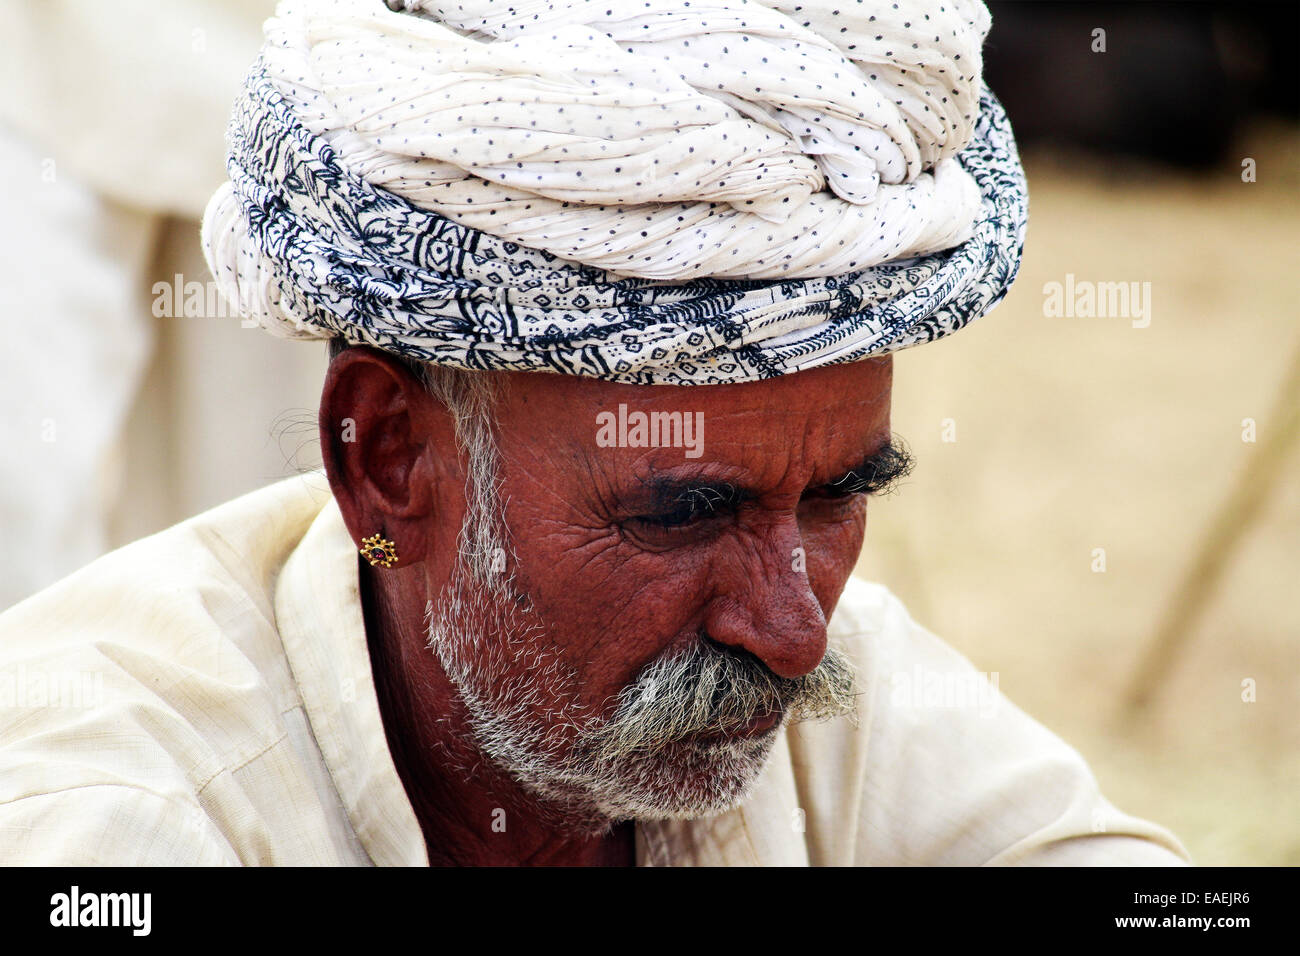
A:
[426,357,902,829]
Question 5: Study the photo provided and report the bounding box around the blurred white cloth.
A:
[0,127,155,610]
[0,0,331,611]
[0,473,1190,865]
[0,0,269,218]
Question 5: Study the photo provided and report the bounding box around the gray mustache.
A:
[578,637,859,760]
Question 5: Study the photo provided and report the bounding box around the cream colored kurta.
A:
[0,472,1189,866]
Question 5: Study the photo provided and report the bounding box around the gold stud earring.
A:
[360,533,398,568]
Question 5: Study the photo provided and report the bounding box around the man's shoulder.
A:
[825,574,950,684]
[0,473,339,864]
[782,576,1192,865]
[0,472,331,650]
[826,574,895,637]
[826,575,1030,718]
[0,474,332,692]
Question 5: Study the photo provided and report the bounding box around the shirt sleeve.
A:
[0,786,238,866]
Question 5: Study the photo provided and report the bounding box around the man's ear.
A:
[319,346,456,568]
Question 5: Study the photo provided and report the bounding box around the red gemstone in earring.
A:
[360,533,398,568]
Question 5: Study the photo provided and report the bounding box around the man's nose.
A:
[703,522,827,679]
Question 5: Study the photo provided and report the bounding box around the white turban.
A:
[202,0,1027,384]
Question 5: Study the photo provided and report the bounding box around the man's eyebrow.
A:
[625,438,915,512]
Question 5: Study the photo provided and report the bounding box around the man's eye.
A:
[632,504,704,529]
[803,477,867,503]
[629,485,737,531]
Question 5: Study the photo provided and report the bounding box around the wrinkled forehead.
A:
[491,358,893,493]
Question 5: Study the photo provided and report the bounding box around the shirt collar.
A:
[274,476,428,866]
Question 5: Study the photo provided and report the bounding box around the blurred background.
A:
[1,1,1296,864]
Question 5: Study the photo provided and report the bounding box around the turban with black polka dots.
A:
[202,0,1026,385]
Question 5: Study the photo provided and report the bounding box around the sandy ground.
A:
[854,123,1300,865]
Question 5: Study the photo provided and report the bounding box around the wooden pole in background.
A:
[1123,339,1300,716]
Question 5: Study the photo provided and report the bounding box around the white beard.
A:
[426,562,854,834]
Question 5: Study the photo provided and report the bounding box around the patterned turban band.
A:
[202,0,1027,385]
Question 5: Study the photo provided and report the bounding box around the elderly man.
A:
[0,0,1189,866]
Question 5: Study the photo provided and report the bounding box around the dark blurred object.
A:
[984,1,1300,169]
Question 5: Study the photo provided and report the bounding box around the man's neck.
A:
[359,562,637,866]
